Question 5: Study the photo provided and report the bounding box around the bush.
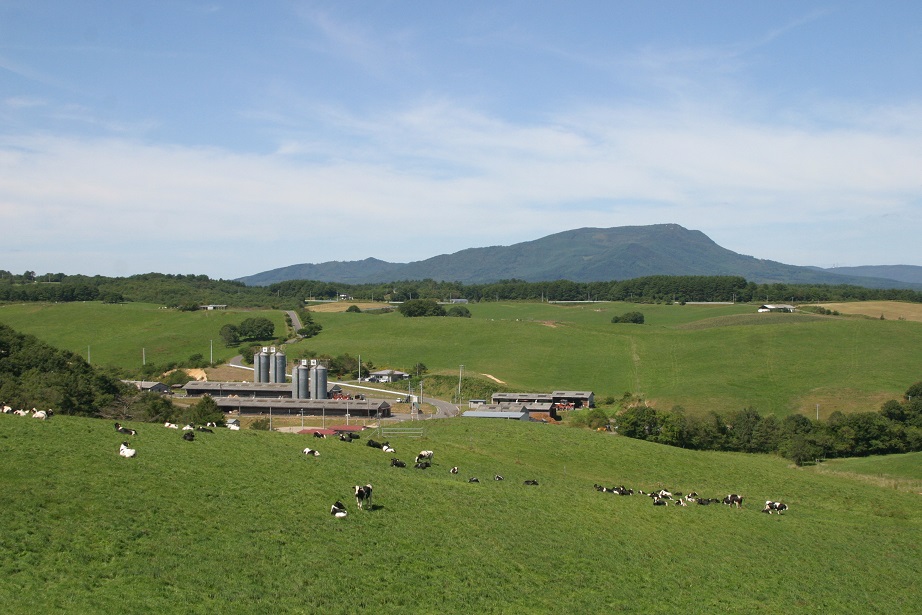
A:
[398,299,446,317]
[446,305,471,318]
[611,311,644,324]
[250,417,271,430]
[345,305,362,313]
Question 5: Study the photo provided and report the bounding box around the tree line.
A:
[4,270,922,307]
[600,386,922,465]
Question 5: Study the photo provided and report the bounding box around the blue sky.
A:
[2,1,921,279]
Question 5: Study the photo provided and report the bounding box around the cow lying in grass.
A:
[330,501,348,518]
[302,448,320,457]
[762,500,788,514]
[114,423,137,435]
[118,442,136,458]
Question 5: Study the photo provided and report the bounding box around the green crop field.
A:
[0,302,287,368]
[1,414,919,614]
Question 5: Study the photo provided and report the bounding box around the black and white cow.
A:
[449,466,459,474]
[182,431,195,441]
[196,426,214,433]
[723,494,744,508]
[494,475,504,481]
[302,447,320,456]
[415,450,434,464]
[330,501,348,518]
[468,477,480,483]
[523,480,539,486]
[390,458,406,468]
[414,461,431,470]
[762,500,788,514]
[313,431,326,439]
[366,439,383,449]
[114,422,137,435]
[354,484,373,510]
[118,441,136,458]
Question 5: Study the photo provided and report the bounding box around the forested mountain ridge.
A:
[237,224,921,289]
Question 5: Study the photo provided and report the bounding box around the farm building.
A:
[213,397,391,418]
[122,380,170,394]
[183,381,295,398]
[491,391,594,409]
[366,370,410,383]
[463,408,530,420]
[758,304,796,313]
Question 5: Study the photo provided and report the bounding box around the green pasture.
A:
[293,302,921,416]
[0,302,287,368]
[808,452,922,494]
[2,300,920,417]
[0,414,918,614]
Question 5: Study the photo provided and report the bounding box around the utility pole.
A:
[458,365,464,404]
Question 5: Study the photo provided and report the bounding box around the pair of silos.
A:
[253,346,287,384]
[291,359,327,400]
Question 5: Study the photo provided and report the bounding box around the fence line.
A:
[379,427,424,438]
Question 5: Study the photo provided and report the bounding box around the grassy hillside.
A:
[1,414,918,614]
[292,301,922,417]
[2,301,919,417]
[0,302,287,369]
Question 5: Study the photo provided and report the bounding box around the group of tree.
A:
[219,317,276,346]
[611,311,644,324]
[605,386,922,465]
[5,270,922,308]
[396,299,471,318]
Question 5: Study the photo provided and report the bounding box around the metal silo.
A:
[291,360,300,398]
[297,360,311,399]
[257,347,271,383]
[310,363,328,400]
[274,349,287,383]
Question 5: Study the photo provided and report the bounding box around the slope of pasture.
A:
[0,302,287,368]
[809,452,922,493]
[294,302,922,416]
[0,414,918,614]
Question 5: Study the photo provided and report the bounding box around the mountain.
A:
[236,224,921,289]
[820,265,922,285]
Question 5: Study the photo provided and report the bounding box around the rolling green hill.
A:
[1,300,918,417]
[1,414,918,613]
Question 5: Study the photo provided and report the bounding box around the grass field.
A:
[2,300,920,418]
[1,413,919,614]
[293,301,922,417]
[0,302,287,368]
[814,300,922,322]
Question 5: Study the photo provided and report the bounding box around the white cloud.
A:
[2,95,921,278]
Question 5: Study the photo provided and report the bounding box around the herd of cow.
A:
[593,483,789,514]
[7,409,790,518]
[306,429,544,518]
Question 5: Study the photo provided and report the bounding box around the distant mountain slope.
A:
[238,257,404,286]
[236,224,920,289]
[822,265,922,285]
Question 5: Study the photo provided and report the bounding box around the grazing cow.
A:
[414,461,431,470]
[302,448,320,456]
[114,423,137,435]
[313,431,326,439]
[523,480,539,486]
[164,422,179,429]
[354,484,373,510]
[118,441,136,458]
[390,458,406,468]
[762,501,788,514]
[449,466,459,474]
[415,450,434,464]
[330,501,348,518]
[723,494,744,509]
[182,432,195,441]
[366,439,382,449]
[468,477,480,483]
[494,475,504,481]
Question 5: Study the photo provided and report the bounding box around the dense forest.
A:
[3,270,922,307]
